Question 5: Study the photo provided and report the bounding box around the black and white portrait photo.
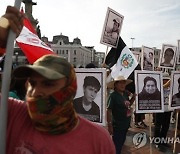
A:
[141,46,154,71]
[177,40,180,64]
[162,75,173,112]
[74,68,106,125]
[132,50,141,64]
[159,44,177,69]
[100,7,124,48]
[135,70,164,113]
[169,71,180,109]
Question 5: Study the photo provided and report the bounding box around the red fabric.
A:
[21,7,36,34]
[16,17,55,64]
[17,43,55,64]
[23,17,37,34]
[0,48,5,56]
[6,98,115,154]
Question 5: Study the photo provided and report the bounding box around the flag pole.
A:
[149,113,152,154]
[102,46,109,68]
[0,0,22,154]
[173,110,179,154]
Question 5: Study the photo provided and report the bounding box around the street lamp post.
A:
[15,52,19,66]
[130,37,135,50]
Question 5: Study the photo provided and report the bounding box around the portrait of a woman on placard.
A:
[142,46,154,71]
[135,71,164,113]
[138,76,161,103]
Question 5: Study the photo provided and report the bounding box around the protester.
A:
[0,6,24,49]
[107,76,136,154]
[154,76,172,150]
[160,48,174,67]
[9,72,27,100]
[134,113,147,128]
[73,76,101,122]
[85,63,97,68]
[178,111,180,138]
[0,6,115,154]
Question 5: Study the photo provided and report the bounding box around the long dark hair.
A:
[143,76,157,88]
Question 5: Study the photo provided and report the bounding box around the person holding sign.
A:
[0,6,24,51]
[154,76,172,150]
[0,6,115,154]
[107,76,135,154]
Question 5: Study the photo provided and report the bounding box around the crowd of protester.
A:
[0,5,179,154]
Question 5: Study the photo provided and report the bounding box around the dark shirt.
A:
[107,91,131,131]
[73,97,100,122]
[138,89,161,110]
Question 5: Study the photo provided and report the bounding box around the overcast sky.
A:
[1,0,180,52]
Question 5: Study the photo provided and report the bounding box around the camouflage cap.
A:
[13,55,72,80]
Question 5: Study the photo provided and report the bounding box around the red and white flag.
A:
[16,16,55,64]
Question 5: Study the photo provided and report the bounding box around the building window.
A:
[154,50,157,55]
[74,50,76,55]
[62,50,64,54]
[66,50,68,54]
[56,50,58,54]
[155,58,158,63]
[59,42,62,45]
[74,57,76,62]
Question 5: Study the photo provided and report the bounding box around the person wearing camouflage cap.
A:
[0,6,115,153]
[3,54,116,154]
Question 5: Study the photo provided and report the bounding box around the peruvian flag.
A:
[16,16,55,64]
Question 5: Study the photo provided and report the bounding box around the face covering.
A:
[26,67,78,135]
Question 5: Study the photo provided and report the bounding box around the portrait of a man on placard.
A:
[141,46,154,71]
[100,7,124,48]
[74,68,106,125]
[135,71,164,113]
[169,72,180,109]
[159,44,177,69]
[74,76,101,122]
